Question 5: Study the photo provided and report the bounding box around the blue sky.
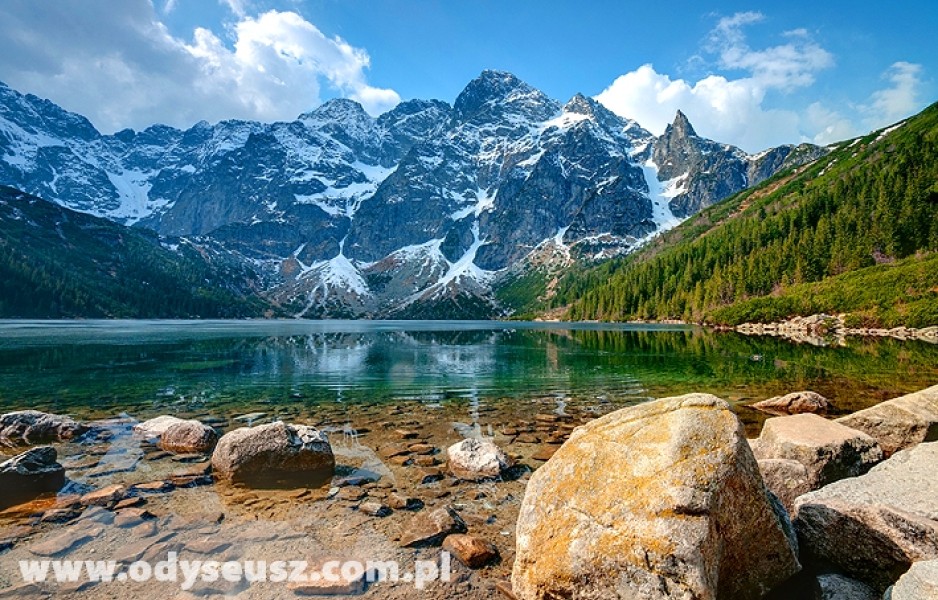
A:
[0,0,934,152]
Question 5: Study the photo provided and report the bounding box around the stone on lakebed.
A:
[159,420,218,454]
[211,421,334,488]
[446,438,512,481]
[0,446,65,510]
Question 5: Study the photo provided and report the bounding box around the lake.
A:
[0,320,936,598]
[1,320,936,436]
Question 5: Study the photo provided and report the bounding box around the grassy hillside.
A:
[0,186,271,318]
[556,101,938,327]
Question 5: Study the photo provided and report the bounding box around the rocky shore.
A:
[0,384,935,598]
[734,314,938,346]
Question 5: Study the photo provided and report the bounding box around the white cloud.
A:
[865,62,923,126]
[597,12,925,152]
[708,11,834,89]
[0,0,399,132]
[595,64,801,152]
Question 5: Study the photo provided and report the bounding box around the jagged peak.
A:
[669,110,697,138]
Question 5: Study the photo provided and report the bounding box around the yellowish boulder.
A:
[512,393,800,600]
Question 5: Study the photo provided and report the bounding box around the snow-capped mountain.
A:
[0,72,825,318]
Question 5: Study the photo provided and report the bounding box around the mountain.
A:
[0,186,269,318]
[0,73,824,319]
[554,102,938,328]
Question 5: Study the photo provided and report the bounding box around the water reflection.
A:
[0,321,935,420]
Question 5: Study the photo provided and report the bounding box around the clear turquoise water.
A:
[0,320,935,431]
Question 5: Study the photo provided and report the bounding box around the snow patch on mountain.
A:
[642,160,687,233]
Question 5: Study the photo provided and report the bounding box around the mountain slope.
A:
[0,186,270,318]
[558,102,938,327]
[0,73,825,319]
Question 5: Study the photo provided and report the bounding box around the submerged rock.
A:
[0,410,86,444]
[159,420,218,454]
[836,384,938,455]
[447,438,512,481]
[794,442,938,593]
[750,413,883,490]
[0,446,65,509]
[753,391,831,415]
[211,421,334,487]
[443,534,499,568]
[512,393,800,600]
[399,506,467,548]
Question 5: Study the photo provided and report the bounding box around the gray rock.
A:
[211,421,334,487]
[0,447,65,509]
[512,393,800,600]
[0,410,86,444]
[750,413,883,489]
[794,442,938,593]
[836,384,938,455]
[133,415,185,439]
[446,438,512,481]
[885,560,938,599]
[159,420,218,454]
[817,573,878,600]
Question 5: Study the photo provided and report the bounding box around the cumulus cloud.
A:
[865,62,924,125]
[0,0,399,132]
[596,12,924,152]
[596,12,837,151]
[596,64,802,152]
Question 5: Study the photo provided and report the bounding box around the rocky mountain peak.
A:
[453,70,558,123]
[669,110,697,139]
[300,98,372,126]
[0,80,100,142]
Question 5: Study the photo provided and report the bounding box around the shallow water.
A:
[0,321,936,598]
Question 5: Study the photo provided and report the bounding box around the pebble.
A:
[358,501,392,517]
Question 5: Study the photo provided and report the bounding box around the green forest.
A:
[548,102,938,327]
[0,186,270,318]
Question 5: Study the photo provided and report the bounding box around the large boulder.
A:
[446,438,512,481]
[752,391,831,415]
[750,413,882,490]
[885,560,938,599]
[160,420,218,454]
[512,393,800,600]
[133,415,185,440]
[793,442,938,593]
[211,421,334,487]
[758,458,812,515]
[0,410,86,444]
[0,447,65,509]
[836,384,938,455]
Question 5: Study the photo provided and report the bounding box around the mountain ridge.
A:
[552,102,938,328]
[0,72,826,318]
